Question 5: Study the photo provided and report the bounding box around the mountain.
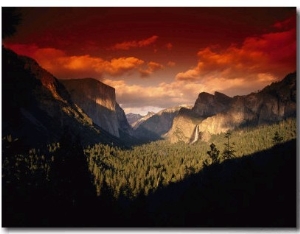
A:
[133,106,191,141]
[131,111,155,129]
[126,113,143,126]
[2,47,124,147]
[166,72,296,143]
[60,78,133,138]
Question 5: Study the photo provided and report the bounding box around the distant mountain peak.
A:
[146,111,155,116]
[132,105,184,142]
[126,113,143,126]
[131,111,155,129]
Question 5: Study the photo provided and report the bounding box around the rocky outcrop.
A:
[61,78,133,138]
[192,91,232,118]
[2,47,123,147]
[166,72,296,143]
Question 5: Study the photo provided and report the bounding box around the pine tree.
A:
[203,143,220,167]
[222,131,235,160]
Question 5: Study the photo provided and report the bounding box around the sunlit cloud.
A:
[139,61,164,77]
[7,41,284,114]
[105,73,280,114]
[176,15,296,89]
[105,57,144,75]
[103,78,196,109]
[103,78,206,112]
[5,44,145,78]
[110,35,159,50]
[4,13,295,115]
[103,75,256,113]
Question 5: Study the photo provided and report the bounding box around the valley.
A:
[2,117,296,227]
[2,42,297,228]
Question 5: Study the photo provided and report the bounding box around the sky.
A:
[3,7,297,115]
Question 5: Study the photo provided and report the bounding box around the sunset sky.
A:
[3,7,296,115]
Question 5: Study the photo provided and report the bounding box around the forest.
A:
[2,118,296,227]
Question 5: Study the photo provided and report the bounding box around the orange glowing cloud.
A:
[5,44,145,78]
[58,55,144,77]
[103,78,196,109]
[139,61,164,77]
[111,35,159,50]
[176,15,296,83]
[105,57,145,75]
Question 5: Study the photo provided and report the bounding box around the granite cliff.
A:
[166,72,296,143]
[61,78,133,138]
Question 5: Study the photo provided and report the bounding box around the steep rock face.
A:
[116,103,134,136]
[166,92,232,143]
[167,72,296,143]
[253,72,296,124]
[61,78,133,138]
[192,92,232,118]
[165,107,202,143]
[2,47,123,147]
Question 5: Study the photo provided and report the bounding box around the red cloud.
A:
[5,43,145,78]
[139,61,163,77]
[111,35,158,50]
[148,61,163,71]
[105,57,144,75]
[176,15,296,82]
